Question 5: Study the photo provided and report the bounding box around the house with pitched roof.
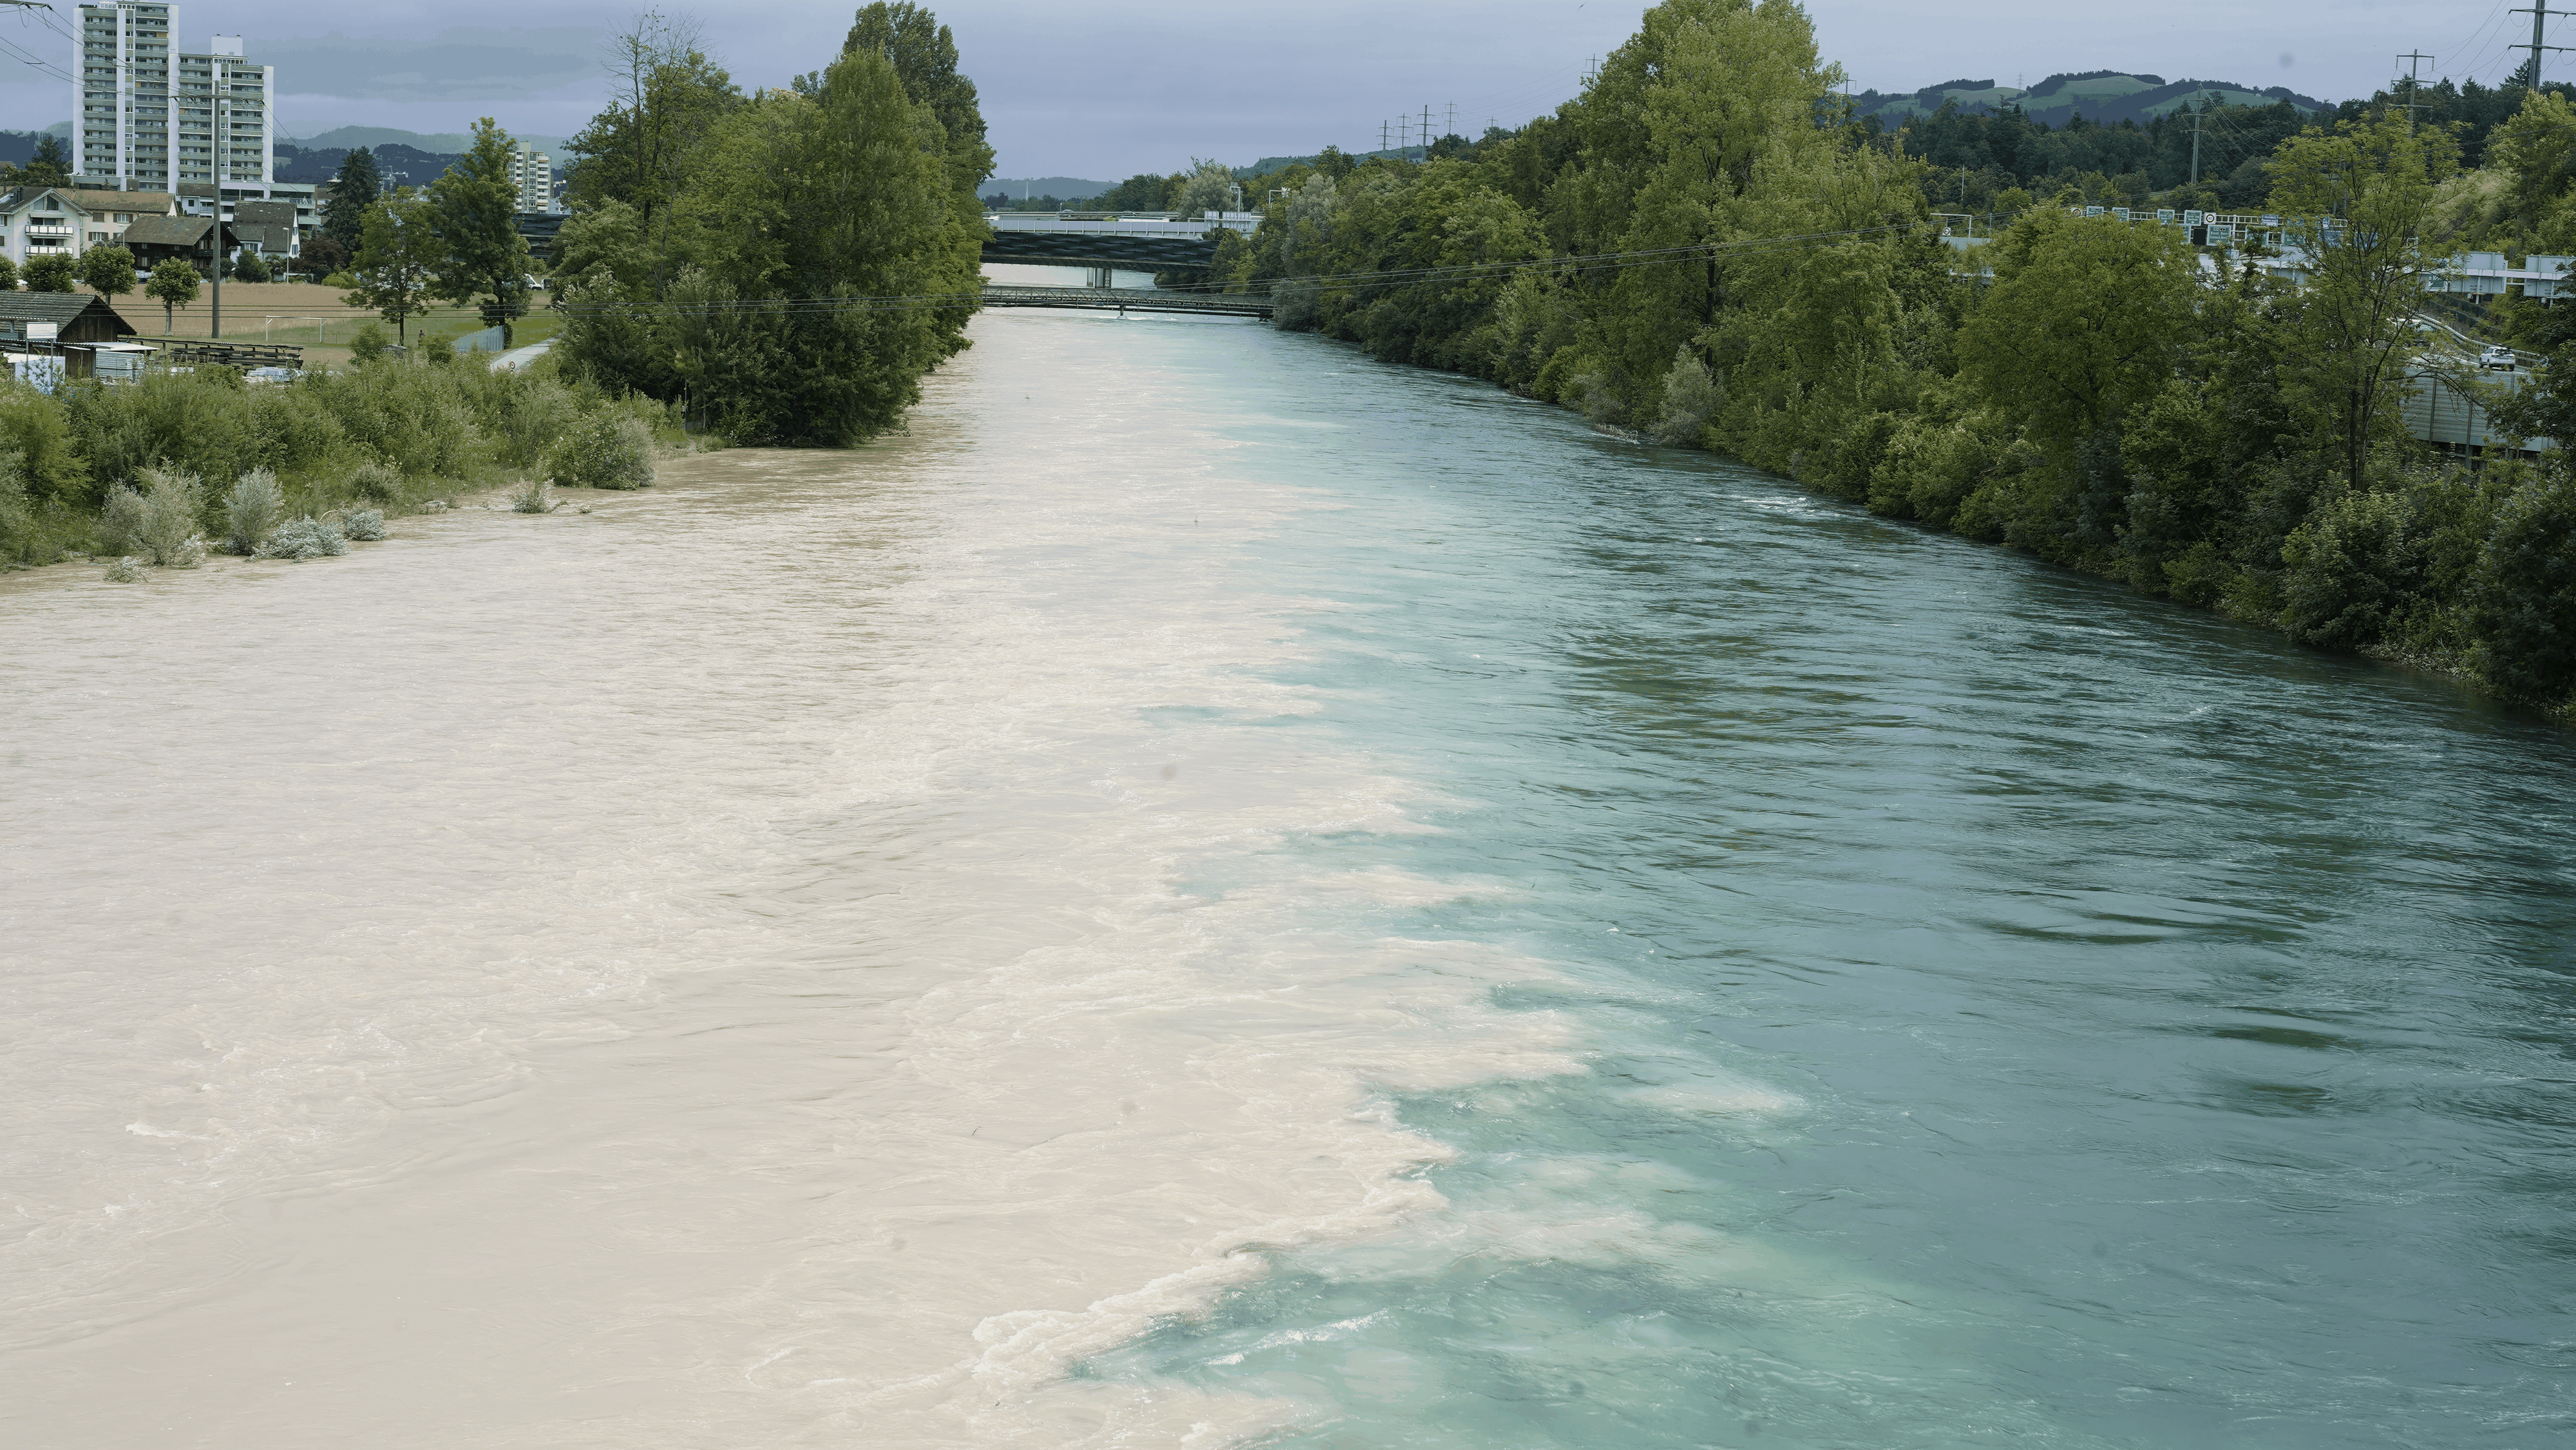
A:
[0,291,141,379]
[0,186,182,267]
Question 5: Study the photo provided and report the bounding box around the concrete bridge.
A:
[981,213,1259,276]
[979,284,1271,320]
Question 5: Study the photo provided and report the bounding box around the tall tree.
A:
[2268,112,2458,492]
[322,148,382,251]
[424,119,535,344]
[843,2,992,189]
[24,134,70,187]
[342,190,437,345]
[563,11,743,291]
[1956,211,2200,457]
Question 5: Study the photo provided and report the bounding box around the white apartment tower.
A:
[507,141,556,214]
[72,4,273,192]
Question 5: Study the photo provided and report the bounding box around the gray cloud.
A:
[260,27,605,103]
[0,3,2469,180]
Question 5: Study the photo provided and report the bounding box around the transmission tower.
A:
[2513,6,2573,93]
[2395,50,2432,129]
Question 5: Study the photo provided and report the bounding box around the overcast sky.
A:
[0,2,2529,176]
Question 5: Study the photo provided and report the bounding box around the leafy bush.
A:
[261,515,347,558]
[348,461,402,504]
[223,468,287,555]
[509,477,554,513]
[102,555,141,582]
[1651,347,1720,446]
[99,468,205,566]
[342,508,386,541]
[2279,491,2422,652]
[544,410,654,490]
[2468,470,2576,706]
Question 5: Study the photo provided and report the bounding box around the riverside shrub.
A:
[545,411,654,490]
[0,350,667,566]
[223,468,287,555]
[99,468,205,566]
[261,515,347,559]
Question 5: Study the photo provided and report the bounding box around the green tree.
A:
[343,191,437,345]
[23,134,70,187]
[1956,211,2201,456]
[2269,112,2459,491]
[23,253,75,292]
[424,119,535,344]
[77,244,137,299]
[231,249,270,283]
[1088,172,1179,213]
[2468,471,2576,705]
[843,2,993,190]
[144,256,200,332]
[321,147,381,251]
[563,11,743,290]
[562,42,976,444]
[0,252,22,293]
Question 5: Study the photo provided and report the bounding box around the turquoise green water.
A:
[1079,317,2576,1446]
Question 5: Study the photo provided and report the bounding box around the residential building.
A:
[0,184,181,267]
[229,199,298,263]
[507,142,556,214]
[72,5,274,194]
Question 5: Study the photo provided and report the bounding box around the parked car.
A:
[2481,344,2517,370]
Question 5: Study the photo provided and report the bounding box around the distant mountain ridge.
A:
[283,125,573,156]
[1853,70,2333,129]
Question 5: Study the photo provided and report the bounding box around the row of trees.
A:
[1198,0,2576,713]
[542,3,991,444]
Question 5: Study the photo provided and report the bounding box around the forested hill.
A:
[1853,72,2329,129]
[276,142,462,188]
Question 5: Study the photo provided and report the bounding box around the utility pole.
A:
[1421,103,1433,157]
[211,92,224,338]
[1379,119,1389,155]
[2395,50,2433,129]
[1446,101,1456,142]
[2513,6,2573,93]
[2190,108,2203,186]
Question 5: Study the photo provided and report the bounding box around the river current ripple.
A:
[3,312,2571,1448]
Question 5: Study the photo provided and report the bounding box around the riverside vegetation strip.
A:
[1,3,988,574]
[0,345,675,574]
[1177,0,2576,720]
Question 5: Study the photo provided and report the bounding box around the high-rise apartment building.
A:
[72,4,272,193]
[506,142,556,214]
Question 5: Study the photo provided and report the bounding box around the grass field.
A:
[79,281,565,368]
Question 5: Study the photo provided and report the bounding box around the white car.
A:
[2481,345,2517,370]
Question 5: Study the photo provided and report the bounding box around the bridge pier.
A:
[1083,265,1113,289]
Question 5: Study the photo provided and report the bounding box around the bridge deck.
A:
[980,285,1271,319]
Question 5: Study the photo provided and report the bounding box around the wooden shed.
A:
[0,292,139,378]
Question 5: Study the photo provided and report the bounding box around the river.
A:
[4,310,2572,1448]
